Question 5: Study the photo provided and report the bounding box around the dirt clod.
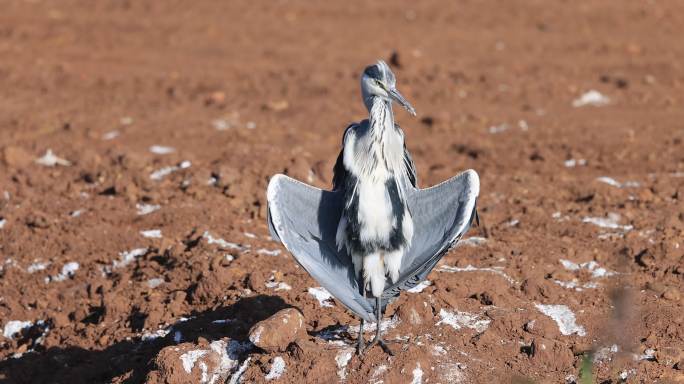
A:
[249,308,304,351]
[663,287,681,302]
[248,308,305,352]
[530,338,574,372]
[2,146,33,168]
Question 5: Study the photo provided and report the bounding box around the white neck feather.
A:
[368,97,393,138]
[353,97,404,184]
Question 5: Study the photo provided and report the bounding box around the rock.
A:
[646,281,666,295]
[644,333,658,348]
[636,249,657,268]
[214,165,241,189]
[51,312,70,328]
[286,157,316,184]
[192,269,232,304]
[656,347,684,367]
[626,43,642,55]
[397,296,433,326]
[206,91,226,105]
[25,213,50,229]
[521,277,556,300]
[264,100,289,111]
[523,315,561,339]
[168,291,187,317]
[98,334,110,346]
[676,358,684,371]
[148,338,251,384]
[549,269,575,282]
[663,287,681,302]
[530,338,573,371]
[2,146,33,168]
[248,308,305,352]
[570,340,593,356]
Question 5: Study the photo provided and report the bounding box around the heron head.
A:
[361,60,416,116]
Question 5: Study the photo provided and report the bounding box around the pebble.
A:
[265,100,289,111]
[25,214,50,229]
[656,347,684,367]
[397,296,433,326]
[207,91,226,105]
[646,281,666,295]
[663,287,681,302]
[2,146,33,168]
[530,338,574,371]
[248,308,305,352]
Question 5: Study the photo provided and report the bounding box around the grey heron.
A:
[267,60,480,355]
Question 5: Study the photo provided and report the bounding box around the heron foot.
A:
[365,337,395,356]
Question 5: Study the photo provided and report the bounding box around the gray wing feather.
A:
[267,169,479,319]
[267,174,377,322]
[382,169,480,299]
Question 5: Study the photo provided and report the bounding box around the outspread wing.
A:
[267,174,377,322]
[382,170,479,299]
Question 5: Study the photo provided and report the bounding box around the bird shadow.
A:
[0,295,290,384]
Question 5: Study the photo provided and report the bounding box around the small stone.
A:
[523,315,561,339]
[675,358,684,371]
[530,338,573,371]
[570,340,593,356]
[206,91,226,105]
[646,281,666,295]
[626,43,642,55]
[248,308,305,352]
[2,146,33,168]
[656,347,684,367]
[549,269,575,281]
[192,269,231,304]
[51,312,70,328]
[663,287,681,302]
[264,100,289,111]
[98,334,110,346]
[15,343,28,355]
[25,214,50,229]
[644,333,658,348]
[397,296,433,326]
[636,249,657,268]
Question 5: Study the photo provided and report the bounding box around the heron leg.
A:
[357,319,365,354]
[367,296,395,356]
[356,278,366,355]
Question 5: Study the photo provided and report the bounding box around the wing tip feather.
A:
[462,169,480,196]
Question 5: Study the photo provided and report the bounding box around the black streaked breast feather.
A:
[333,122,418,190]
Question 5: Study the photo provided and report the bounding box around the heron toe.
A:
[365,338,395,356]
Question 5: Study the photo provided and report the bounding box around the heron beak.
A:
[388,87,416,116]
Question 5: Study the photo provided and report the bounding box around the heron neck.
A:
[368,97,394,139]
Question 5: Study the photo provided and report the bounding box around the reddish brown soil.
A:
[1,1,683,383]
